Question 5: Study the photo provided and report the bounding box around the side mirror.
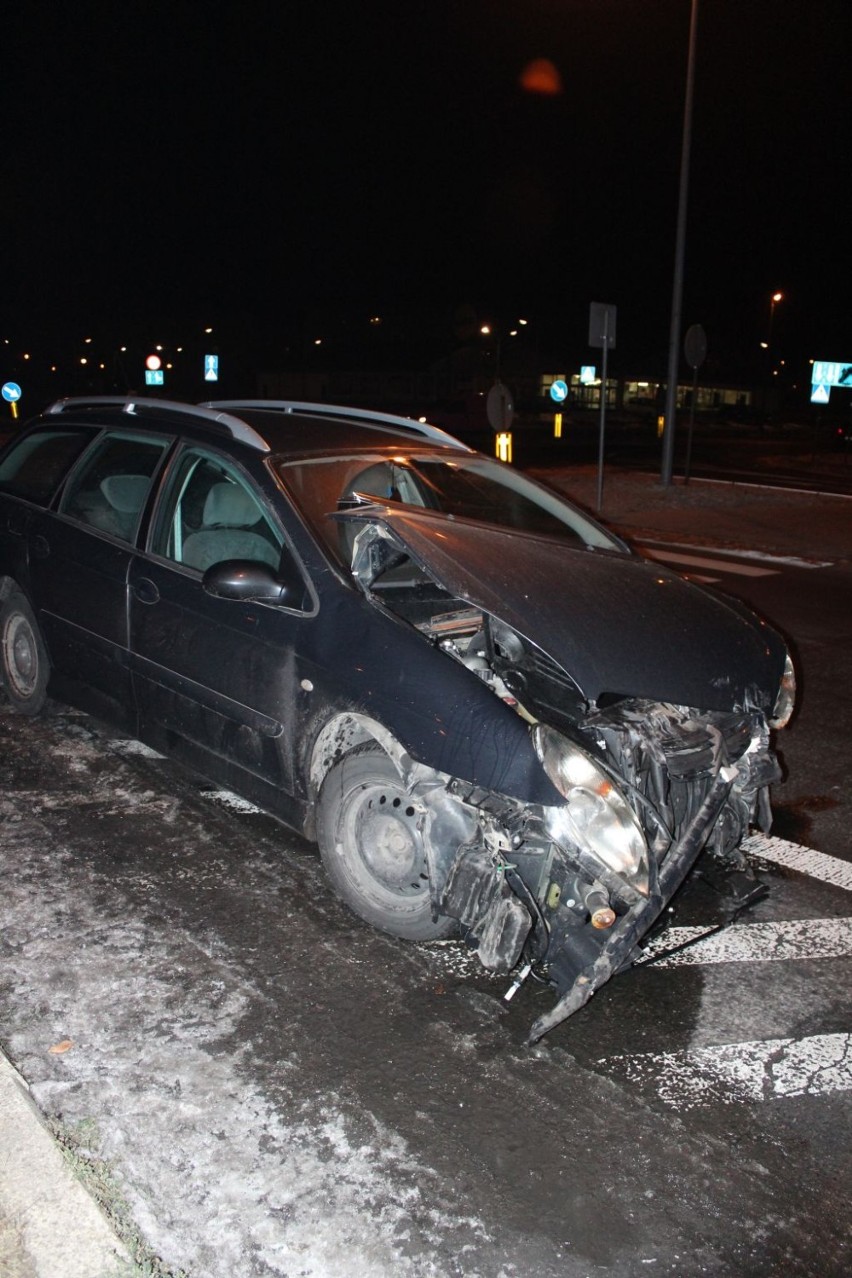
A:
[202,556,305,606]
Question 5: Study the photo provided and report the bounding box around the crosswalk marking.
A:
[599,1033,852,1108]
[598,835,852,1109]
[641,547,777,577]
[742,832,852,892]
[637,539,833,570]
[183,784,852,1111]
[637,917,852,966]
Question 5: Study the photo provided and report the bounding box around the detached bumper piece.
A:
[441,844,532,972]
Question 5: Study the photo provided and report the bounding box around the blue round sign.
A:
[2,382,22,403]
[549,379,568,403]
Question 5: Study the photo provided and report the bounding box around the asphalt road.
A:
[634,540,851,857]
[1,535,850,1276]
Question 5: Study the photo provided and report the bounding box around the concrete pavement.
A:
[535,464,852,561]
[1,464,849,1278]
[0,1050,129,1277]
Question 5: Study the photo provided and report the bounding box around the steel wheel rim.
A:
[346,781,429,899]
[3,613,38,699]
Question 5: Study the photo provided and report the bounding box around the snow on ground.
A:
[0,715,511,1278]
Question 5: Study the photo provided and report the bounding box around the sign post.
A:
[589,303,617,512]
[1,381,22,420]
[683,323,707,484]
[487,380,514,463]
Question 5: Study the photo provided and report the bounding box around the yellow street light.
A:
[768,290,784,346]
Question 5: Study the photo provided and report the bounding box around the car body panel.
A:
[21,508,137,725]
[339,506,787,713]
[0,398,792,1042]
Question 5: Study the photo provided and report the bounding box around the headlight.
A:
[533,724,649,895]
[769,652,796,729]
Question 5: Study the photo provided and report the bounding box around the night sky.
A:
[4,0,850,383]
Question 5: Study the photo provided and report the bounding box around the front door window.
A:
[152,450,282,572]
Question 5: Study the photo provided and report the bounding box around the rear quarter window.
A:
[0,429,97,505]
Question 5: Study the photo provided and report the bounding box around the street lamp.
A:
[661,0,700,487]
[768,291,783,346]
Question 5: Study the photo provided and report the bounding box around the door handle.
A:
[32,535,50,559]
[132,577,160,604]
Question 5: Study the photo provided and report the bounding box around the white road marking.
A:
[600,1033,852,1108]
[637,539,832,569]
[742,832,852,893]
[636,917,852,967]
[641,547,777,577]
[608,836,852,1108]
[187,791,852,1110]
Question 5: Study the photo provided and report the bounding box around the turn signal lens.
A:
[769,653,796,729]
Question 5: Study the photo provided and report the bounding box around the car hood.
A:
[343,508,787,713]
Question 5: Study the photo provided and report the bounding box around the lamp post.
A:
[768,291,783,346]
[480,318,528,381]
[660,0,700,487]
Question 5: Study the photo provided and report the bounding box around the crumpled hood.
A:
[344,507,787,713]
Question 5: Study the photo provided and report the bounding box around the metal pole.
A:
[661,0,700,486]
[684,366,698,484]
[596,313,609,513]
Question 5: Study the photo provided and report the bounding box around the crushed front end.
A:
[430,699,782,1043]
[343,514,793,1042]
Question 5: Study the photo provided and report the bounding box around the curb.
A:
[0,1048,130,1278]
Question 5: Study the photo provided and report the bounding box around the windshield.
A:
[275,451,623,561]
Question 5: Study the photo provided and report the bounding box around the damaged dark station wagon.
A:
[0,397,796,1041]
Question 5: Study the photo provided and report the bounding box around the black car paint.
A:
[340,506,788,714]
[0,416,562,819]
[0,400,790,1042]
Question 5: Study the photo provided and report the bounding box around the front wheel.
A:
[0,591,50,715]
[316,745,456,942]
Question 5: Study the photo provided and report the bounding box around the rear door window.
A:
[0,428,97,505]
[60,432,171,542]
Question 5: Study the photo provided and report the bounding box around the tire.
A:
[0,591,50,715]
[316,745,456,942]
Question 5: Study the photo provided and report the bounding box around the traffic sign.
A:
[145,369,165,386]
[486,380,514,431]
[588,302,616,350]
[549,379,568,403]
[811,360,852,387]
[2,382,22,403]
[684,324,707,370]
[811,383,830,404]
[204,354,219,382]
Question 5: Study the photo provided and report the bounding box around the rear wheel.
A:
[316,745,456,942]
[0,591,50,715]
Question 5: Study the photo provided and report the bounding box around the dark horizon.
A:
[3,0,850,391]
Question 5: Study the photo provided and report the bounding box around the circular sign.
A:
[684,324,707,370]
[486,380,514,432]
[549,379,568,403]
[1,382,22,403]
[145,354,162,371]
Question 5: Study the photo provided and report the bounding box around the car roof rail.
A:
[44,396,270,452]
[200,399,473,452]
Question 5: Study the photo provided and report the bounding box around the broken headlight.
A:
[769,651,796,729]
[533,724,650,895]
